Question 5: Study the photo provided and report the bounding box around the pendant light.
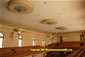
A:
[0,0,3,33]
[41,18,57,45]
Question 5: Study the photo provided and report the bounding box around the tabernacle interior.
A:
[0,0,85,57]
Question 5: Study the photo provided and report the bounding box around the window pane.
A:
[0,33,3,37]
[19,40,22,47]
[0,38,3,48]
[32,40,35,46]
[32,37,35,46]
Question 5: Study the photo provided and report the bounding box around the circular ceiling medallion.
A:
[8,0,34,14]
[56,27,67,30]
[41,18,57,25]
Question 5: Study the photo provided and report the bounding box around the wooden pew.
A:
[67,47,84,57]
[0,45,47,57]
[55,41,81,49]
[0,41,84,57]
[46,41,84,57]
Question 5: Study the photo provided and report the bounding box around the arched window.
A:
[18,34,22,47]
[32,36,35,47]
[0,32,4,48]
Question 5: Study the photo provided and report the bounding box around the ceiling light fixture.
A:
[41,18,57,44]
[8,0,34,14]
[41,18,57,25]
[56,26,67,30]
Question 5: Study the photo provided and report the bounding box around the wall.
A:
[0,24,57,48]
[0,24,82,47]
[57,32,81,42]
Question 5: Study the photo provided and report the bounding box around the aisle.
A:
[82,52,85,57]
[46,51,71,57]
